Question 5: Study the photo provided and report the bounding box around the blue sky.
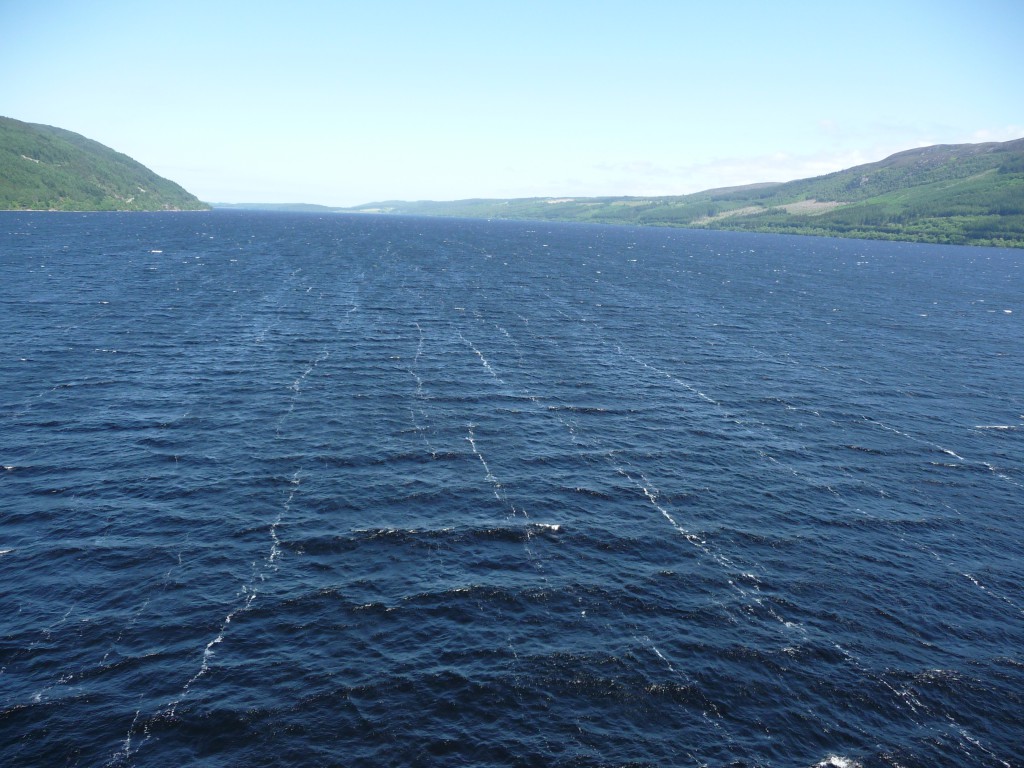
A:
[3,1,1022,205]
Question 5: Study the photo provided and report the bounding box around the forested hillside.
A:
[345,138,1024,247]
[0,116,208,211]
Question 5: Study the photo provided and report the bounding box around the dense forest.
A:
[0,116,208,211]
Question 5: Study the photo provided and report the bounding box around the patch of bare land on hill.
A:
[777,199,848,214]
[691,205,765,225]
[692,199,848,225]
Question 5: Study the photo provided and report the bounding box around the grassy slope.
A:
[346,139,1024,247]
[0,116,209,211]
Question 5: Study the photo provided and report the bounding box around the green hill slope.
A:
[346,138,1024,247]
[0,116,208,211]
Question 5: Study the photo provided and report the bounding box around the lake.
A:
[2,211,1021,767]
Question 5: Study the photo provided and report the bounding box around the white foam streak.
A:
[109,708,144,766]
[405,321,442,457]
[630,354,718,405]
[459,330,504,384]
[113,346,326,763]
[466,424,519,514]
[962,572,1024,616]
[633,633,726,728]
[869,418,1020,487]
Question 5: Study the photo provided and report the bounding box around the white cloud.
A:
[578,149,876,198]
[589,125,1024,199]
[968,126,1024,143]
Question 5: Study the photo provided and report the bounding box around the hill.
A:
[0,116,208,211]
[344,138,1024,247]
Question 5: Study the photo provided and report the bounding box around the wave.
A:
[281,521,566,557]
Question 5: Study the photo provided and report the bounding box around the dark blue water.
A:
[2,211,1022,767]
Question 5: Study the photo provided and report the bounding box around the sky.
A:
[2,1,1023,206]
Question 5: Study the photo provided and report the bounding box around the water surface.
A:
[2,211,1021,767]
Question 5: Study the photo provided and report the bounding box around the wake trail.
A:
[458,330,505,385]
[434,313,750,758]
[406,321,439,458]
[525,299,1017,757]
[109,347,328,765]
[698,325,1022,492]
